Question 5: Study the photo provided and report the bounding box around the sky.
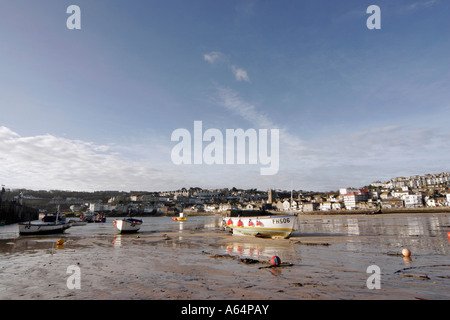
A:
[0,0,449,192]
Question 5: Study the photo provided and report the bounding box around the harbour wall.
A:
[0,201,39,224]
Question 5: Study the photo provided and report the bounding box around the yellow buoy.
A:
[56,239,66,246]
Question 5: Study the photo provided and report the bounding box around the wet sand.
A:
[0,213,449,300]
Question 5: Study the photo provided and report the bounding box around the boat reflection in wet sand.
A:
[114,218,143,233]
[223,215,296,239]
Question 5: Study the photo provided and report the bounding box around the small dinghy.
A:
[114,218,143,233]
[172,212,187,221]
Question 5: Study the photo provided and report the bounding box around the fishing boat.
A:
[172,212,187,221]
[94,213,106,223]
[222,214,296,239]
[82,214,94,223]
[114,218,143,233]
[19,210,71,235]
[67,218,87,226]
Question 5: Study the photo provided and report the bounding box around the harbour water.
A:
[0,213,449,300]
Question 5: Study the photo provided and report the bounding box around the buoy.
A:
[270,256,281,266]
[56,239,65,246]
[248,220,254,227]
[256,220,261,226]
[237,220,243,227]
[447,232,450,238]
[227,219,233,226]
[402,248,411,258]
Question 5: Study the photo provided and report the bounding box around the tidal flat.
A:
[0,213,449,300]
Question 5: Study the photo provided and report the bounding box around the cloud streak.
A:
[204,51,251,83]
[203,51,224,64]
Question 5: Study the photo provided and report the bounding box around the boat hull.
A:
[223,215,296,239]
[172,217,187,221]
[19,221,72,235]
[114,218,143,233]
[68,219,87,226]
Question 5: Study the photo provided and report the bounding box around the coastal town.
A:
[2,172,450,219]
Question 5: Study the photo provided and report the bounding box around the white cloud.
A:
[231,65,250,82]
[203,51,223,64]
[408,0,440,10]
[0,127,180,191]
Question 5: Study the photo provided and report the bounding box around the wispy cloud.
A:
[408,0,441,11]
[231,65,250,82]
[213,86,309,165]
[203,51,224,64]
[203,52,251,83]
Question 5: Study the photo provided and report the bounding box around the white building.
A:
[343,190,369,210]
[320,201,332,211]
[403,194,423,208]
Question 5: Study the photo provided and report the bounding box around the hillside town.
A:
[2,172,450,216]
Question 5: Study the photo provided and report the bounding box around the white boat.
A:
[172,212,187,221]
[19,220,72,235]
[114,218,143,233]
[223,214,296,239]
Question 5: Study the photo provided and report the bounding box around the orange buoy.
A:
[447,232,450,238]
[237,220,243,227]
[402,248,411,258]
[248,220,254,226]
[227,219,233,225]
[256,220,261,226]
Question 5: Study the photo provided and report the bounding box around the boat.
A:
[172,212,187,221]
[82,214,95,223]
[94,213,106,223]
[68,217,87,226]
[19,210,72,235]
[222,214,296,239]
[114,218,143,233]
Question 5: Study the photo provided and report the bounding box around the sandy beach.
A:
[1,213,449,301]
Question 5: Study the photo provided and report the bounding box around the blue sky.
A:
[0,0,449,192]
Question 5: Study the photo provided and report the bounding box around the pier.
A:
[0,201,39,224]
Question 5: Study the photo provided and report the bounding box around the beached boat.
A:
[94,213,106,223]
[223,214,296,239]
[19,216,72,235]
[19,209,72,235]
[82,214,94,223]
[18,221,72,235]
[172,212,187,221]
[68,218,87,226]
[114,218,143,233]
